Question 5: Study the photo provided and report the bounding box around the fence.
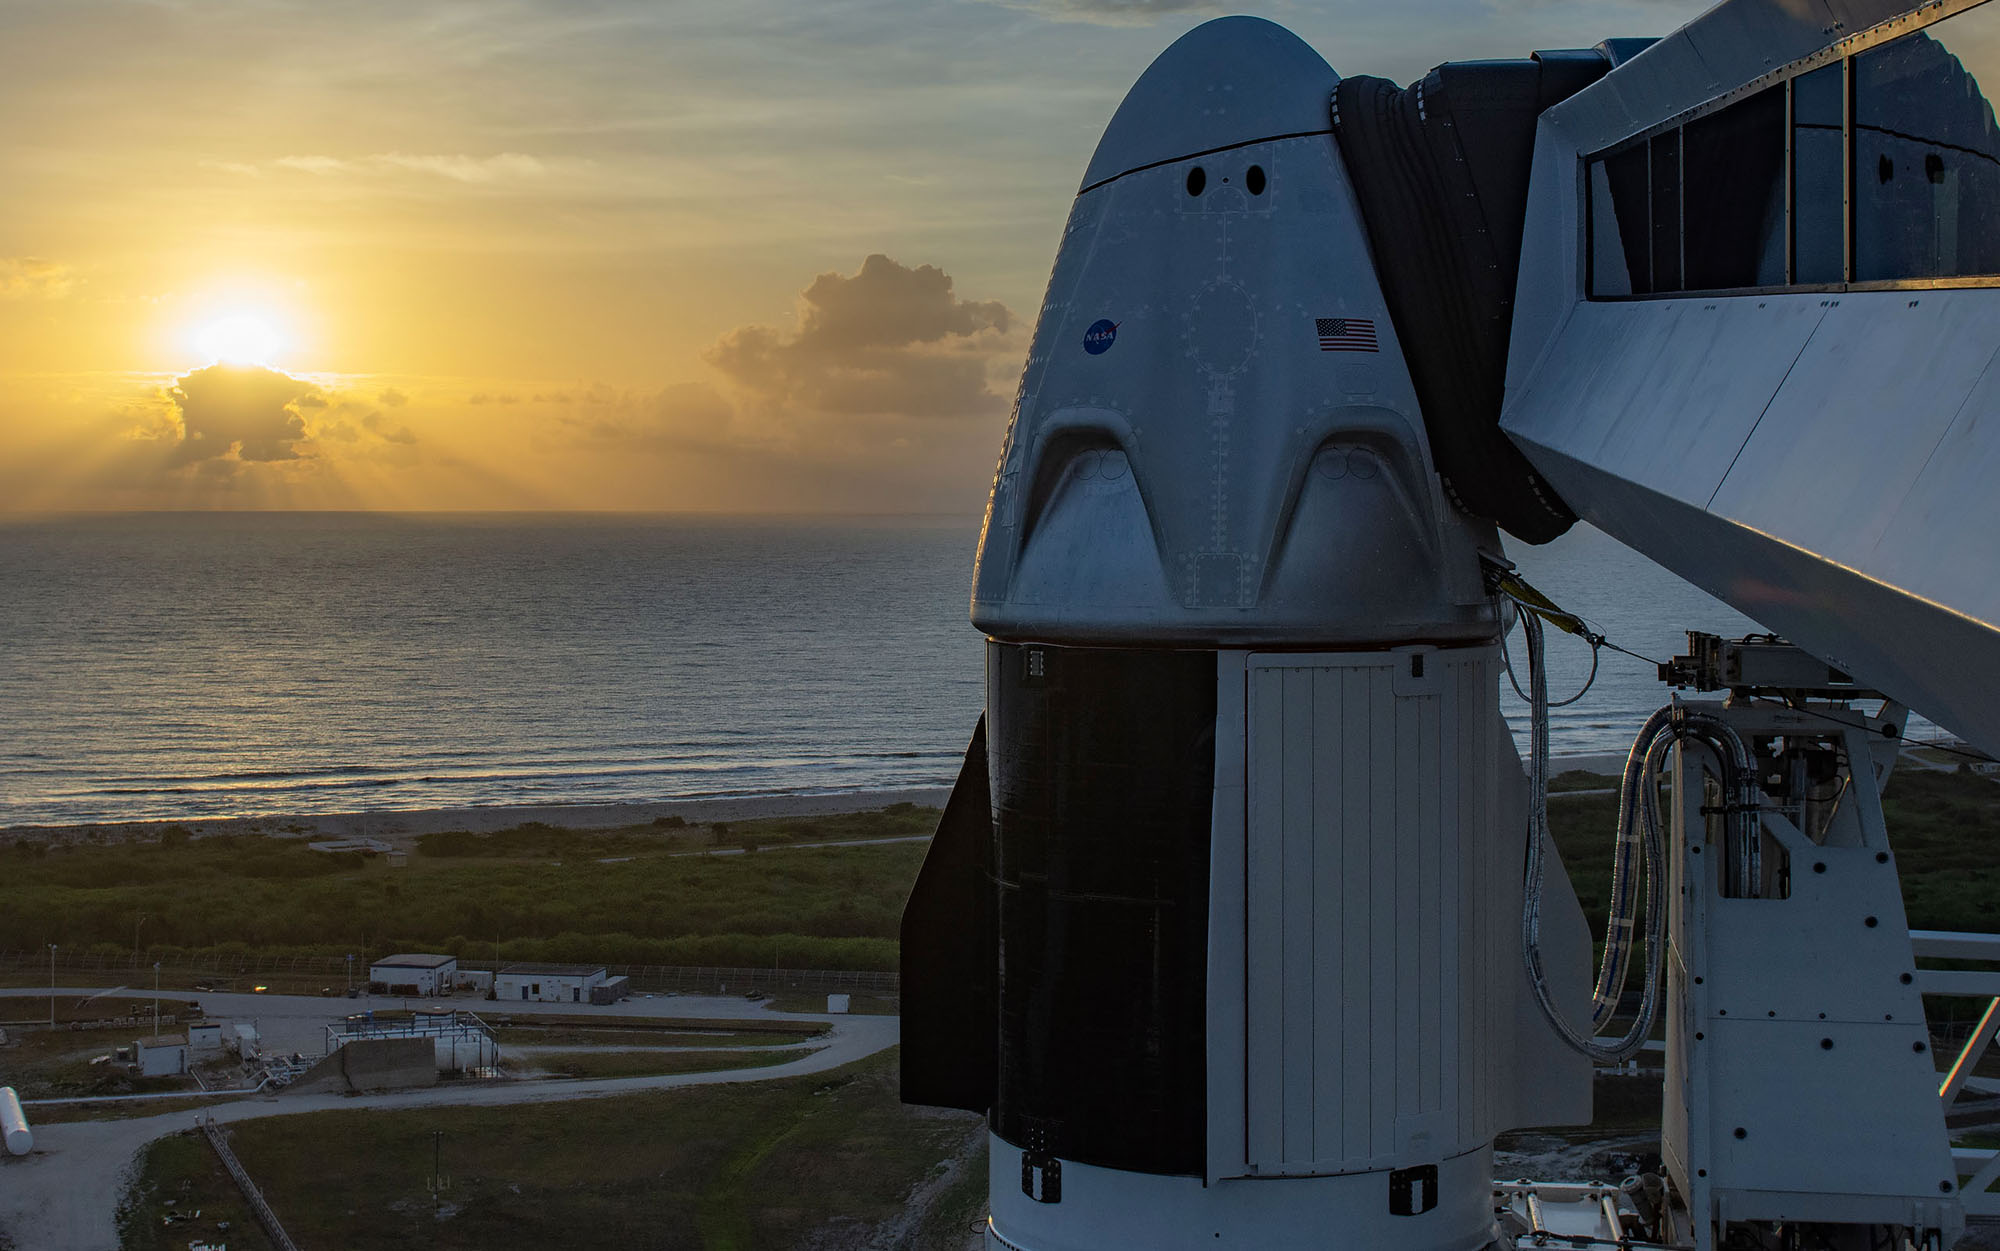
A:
[200,1114,301,1251]
[0,948,898,997]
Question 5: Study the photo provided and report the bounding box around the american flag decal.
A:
[1316,317,1379,353]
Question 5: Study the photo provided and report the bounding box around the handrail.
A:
[1915,929,2000,1218]
[201,1114,301,1251]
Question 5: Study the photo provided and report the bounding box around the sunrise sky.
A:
[0,0,1702,513]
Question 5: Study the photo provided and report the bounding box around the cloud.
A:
[974,0,1226,25]
[704,253,1015,420]
[362,412,418,444]
[0,257,72,299]
[379,387,409,407]
[273,151,547,182]
[557,381,741,450]
[166,364,318,463]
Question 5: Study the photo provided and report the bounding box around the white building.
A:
[494,962,607,1004]
[369,953,458,996]
[135,1034,187,1077]
[186,1022,223,1051]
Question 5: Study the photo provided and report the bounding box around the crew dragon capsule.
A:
[902,16,1619,1251]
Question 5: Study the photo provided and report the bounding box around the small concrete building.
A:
[369,953,458,996]
[231,1023,260,1060]
[186,1022,223,1051]
[135,1034,187,1077]
[495,962,607,1004]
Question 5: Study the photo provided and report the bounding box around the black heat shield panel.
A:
[1333,53,1609,545]
[899,716,997,1114]
[989,643,1216,1177]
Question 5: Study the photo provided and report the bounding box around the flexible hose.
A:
[1516,608,1762,1061]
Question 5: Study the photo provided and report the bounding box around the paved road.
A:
[0,987,898,1251]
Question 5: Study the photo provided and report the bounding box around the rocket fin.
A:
[899,716,997,1113]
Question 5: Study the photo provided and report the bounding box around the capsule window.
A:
[1185,166,1206,196]
[1245,164,1266,195]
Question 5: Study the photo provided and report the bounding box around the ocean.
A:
[0,512,1865,828]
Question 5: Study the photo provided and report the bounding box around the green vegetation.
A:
[13,769,1999,990]
[521,1049,795,1080]
[482,1013,826,1038]
[1878,767,2000,931]
[491,1027,810,1049]
[1548,769,1618,793]
[0,1024,199,1101]
[120,1048,983,1251]
[118,1128,276,1251]
[2,806,936,973]
[1545,765,2000,935]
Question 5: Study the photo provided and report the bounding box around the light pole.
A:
[346,953,354,995]
[47,944,56,1028]
[133,914,147,971]
[153,961,162,1037]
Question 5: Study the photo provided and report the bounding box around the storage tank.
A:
[1,1086,32,1156]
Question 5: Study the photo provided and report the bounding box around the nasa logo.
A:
[1082,319,1119,355]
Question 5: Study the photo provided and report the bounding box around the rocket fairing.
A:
[904,16,1605,1250]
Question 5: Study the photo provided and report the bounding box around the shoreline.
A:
[0,786,954,847]
[0,751,1656,847]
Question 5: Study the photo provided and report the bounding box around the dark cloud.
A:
[167,364,317,463]
[379,387,409,407]
[704,253,1015,420]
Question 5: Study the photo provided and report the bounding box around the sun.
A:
[193,312,288,366]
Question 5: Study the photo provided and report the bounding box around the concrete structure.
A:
[369,952,457,996]
[827,994,851,1014]
[134,1034,186,1077]
[186,1022,222,1051]
[455,968,493,994]
[327,1008,499,1073]
[1,1087,30,1156]
[230,1023,259,1060]
[589,974,630,1005]
[285,1036,437,1095]
[495,962,606,1004]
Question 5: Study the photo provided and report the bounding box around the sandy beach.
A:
[0,750,1658,849]
[0,786,954,848]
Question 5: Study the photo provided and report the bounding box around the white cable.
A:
[1519,608,1668,1063]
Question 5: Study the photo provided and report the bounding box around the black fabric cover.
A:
[988,642,1216,1177]
[1333,53,1609,544]
[899,716,997,1114]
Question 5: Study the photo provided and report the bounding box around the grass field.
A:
[491,1027,811,1049]
[120,1047,983,1251]
[517,1049,798,1080]
[3,806,931,973]
[119,1130,277,1251]
[11,768,1999,997]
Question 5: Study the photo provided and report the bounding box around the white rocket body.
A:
[902,17,1597,1251]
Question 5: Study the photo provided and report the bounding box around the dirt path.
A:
[0,1010,897,1251]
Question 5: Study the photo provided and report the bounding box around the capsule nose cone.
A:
[1080,16,1339,190]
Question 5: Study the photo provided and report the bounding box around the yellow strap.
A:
[1496,573,1591,639]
